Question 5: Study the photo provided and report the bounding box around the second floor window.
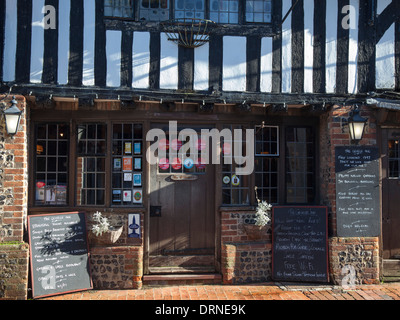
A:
[140,0,170,21]
[104,0,272,24]
[104,0,134,18]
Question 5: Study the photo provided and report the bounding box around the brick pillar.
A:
[0,95,29,300]
[319,104,380,284]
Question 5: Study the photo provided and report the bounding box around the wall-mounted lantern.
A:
[348,106,367,142]
[1,96,22,136]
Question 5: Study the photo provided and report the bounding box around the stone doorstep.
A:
[142,273,223,287]
[143,274,222,282]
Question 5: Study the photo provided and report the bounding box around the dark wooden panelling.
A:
[394,1,400,91]
[121,30,133,87]
[95,0,106,87]
[68,0,83,86]
[15,0,32,83]
[178,46,194,90]
[246,36,261,93]
[357,0,376,93]
[149,32,160,90]
[272,0,282,93]
[336,0,350,94]
[291,0,304,94]
[313,0,326,93]
[209,35,223,93]
[42,0,58,84]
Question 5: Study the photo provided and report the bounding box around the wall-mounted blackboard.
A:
[272,206,329,283]
[335,146,380,237]
[28,212,92,299]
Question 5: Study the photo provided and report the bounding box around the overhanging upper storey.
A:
[0,0,399,104]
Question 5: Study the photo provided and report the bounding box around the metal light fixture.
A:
[348,106,367,142]
[2,96,22,136]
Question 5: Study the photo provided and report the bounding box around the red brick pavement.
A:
[41,282,400,301]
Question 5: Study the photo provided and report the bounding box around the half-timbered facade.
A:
[1,0,400,297]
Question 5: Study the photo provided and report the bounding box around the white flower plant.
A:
[91,211,111,237]
[254,187,272,227]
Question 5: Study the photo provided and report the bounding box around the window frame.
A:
[29,114,319,212]
[30,120,146,210]
[34,123,70,207]
[103,0,274,26]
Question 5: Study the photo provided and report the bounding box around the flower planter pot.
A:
[89,226,123,245]
[243,224,267,241]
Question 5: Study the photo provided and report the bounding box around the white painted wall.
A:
[83,0,95,86]
[325,0,337,93]
[160,33,179,90]
[3,0,17,82]
[376,24,395,89]
[260,37,273,93]
[30,0,45,83]
[281,0,292,93]
[304,0,314,93]
[132,32,150,89]
[106,30,121,87]
[194,43,209,91]
[58,0,71,85]
[222,36,247,92]
[348,0,359,94]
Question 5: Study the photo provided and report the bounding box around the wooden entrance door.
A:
[381,129,400,259]
[148,124,216,274]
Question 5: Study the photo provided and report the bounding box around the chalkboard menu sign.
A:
[28,212,92,299]
[272,206,329,283]
[335,146,380,237]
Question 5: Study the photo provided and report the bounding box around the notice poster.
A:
[114,158,122,170]
[124,173,132,182]
[134,158,142,170]
[124,142,132,155]
[123,157,133,171]
[112,190,122,203]
[123,190,132,202]
[133,174,142,186]
[134,143,141,155]
[133,189,143,204]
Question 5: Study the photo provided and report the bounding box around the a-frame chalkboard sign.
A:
[28,212,93,299]
[272,206,329,283]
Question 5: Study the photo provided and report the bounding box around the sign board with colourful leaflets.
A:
[184,158,194,169]
[159,158,170,170]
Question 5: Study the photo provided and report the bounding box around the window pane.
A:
[221,125,250,205]
[285,127,315,204]
[246,0,272,23]
[104,0,134,18]
[76,123,107,206]
[209,0,238,24]
[388,140,400,178]
[175,0,205,19]
[34,124,69,206]
[112,123,144,206]
[140,0,170,21]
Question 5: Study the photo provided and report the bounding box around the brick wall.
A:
[319,104,377,236]
[87,211,144,289]
[221,210,272,284]
[0,243,29,300]
[329,237,380,285]
[90,246,143,290]
[0,95,28,242]
[319,105,380,284]
[0,95,29,300]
